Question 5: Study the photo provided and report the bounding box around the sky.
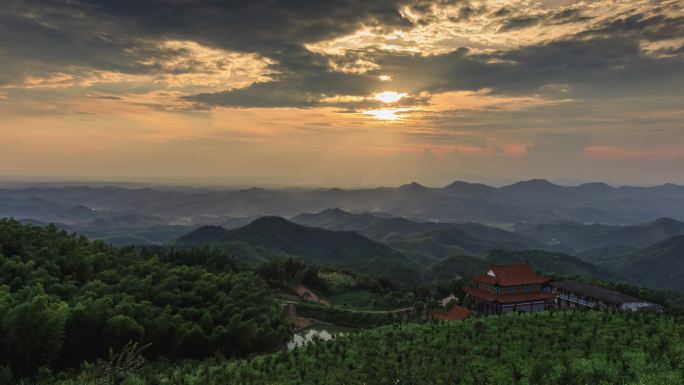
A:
[1,0,683,187]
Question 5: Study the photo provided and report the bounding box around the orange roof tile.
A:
[431,305,472,321]
[464,286,557,304]
[471,263,549,286]
[471,273,497,285]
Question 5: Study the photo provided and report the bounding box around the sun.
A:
[374,91,406,103]
[365,108,400,121]
[364,107,414,121]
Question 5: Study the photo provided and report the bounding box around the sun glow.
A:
[374,91,406,103]
[364,108,413,121]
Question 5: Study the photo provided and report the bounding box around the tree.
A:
[414,301,425,319]
[1,285,68,375]
[103,315,144,351]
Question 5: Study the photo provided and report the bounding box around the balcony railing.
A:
[559,294,596,308]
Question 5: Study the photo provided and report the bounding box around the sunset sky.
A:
[1,0,683,186]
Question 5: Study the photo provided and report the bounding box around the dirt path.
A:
[281,299,413,315]
[285,303,334,331]
[292,284,330,305]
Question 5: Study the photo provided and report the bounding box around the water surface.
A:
[287,324,355,350]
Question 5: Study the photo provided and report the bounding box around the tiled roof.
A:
[464,286,557,304]
[471,274,497,285]
[431,305,472,321]
[551,280,643,305]
[471,263,549,286]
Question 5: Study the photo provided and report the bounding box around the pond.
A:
[287,324,356,350]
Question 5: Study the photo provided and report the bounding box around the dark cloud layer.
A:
[1,0,414,63]
[498,7,591,32]
[0,0,413,82]
[184,3,684,108]
[370,33,682,100]
[1,0,683,109]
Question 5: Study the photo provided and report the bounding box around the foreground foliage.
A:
[48,310,684,385]
[0,219,290,377]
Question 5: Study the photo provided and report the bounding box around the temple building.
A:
[464,263,556,315]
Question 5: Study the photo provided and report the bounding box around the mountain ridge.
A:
[4,179,684,226]
[175,216,425,283]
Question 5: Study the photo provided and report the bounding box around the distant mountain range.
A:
[0,196,97,224]
[2,180,684,292]
[19,214,258,246]
[2,179,684,226]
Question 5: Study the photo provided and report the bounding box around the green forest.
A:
[2,219,684,385]
[0,219,289,379]
[46,311,684,385]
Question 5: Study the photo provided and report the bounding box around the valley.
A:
[2,181,684,384]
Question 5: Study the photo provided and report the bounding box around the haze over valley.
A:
[3,179,684,294]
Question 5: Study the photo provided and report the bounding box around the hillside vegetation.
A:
[424,250,624,283]
[49,311,684,385]
[292,208,543,252]
[594,235,684,292]
[175,216,625,285]
[0,219,289,377]
[2,219,683,385]
[175,216,424,283]
[514,217,684,257]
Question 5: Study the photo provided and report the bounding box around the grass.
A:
[329,290,376,308]
[320,271,357,292]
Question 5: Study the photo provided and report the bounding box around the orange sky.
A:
[1,0,683,186]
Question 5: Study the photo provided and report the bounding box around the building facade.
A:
[551,280,664,313]
[464,263,557,315]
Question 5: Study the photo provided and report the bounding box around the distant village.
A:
[431,262,664,321]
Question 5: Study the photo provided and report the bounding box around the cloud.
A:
[87,95,123,100]
[498,8,591,32]
[585,146,684,160]
[370,29,683,101]
[0,0,423,111]
[1,0,683,118]
[1,1,681,106]
[1,0,684,186]
[586,12,684,41]
[184,0,680,109]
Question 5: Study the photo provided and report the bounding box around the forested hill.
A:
[176,216,630,285]
[56,311,684,385]
[291,208,543,249]
[0,219,290,377]
[514,217,684,257]
[424,250,625,283]
[594,235,684,292]
[176,216,424,283]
